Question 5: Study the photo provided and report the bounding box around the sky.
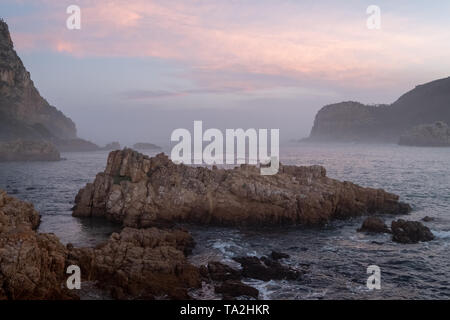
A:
[1,0,450,145]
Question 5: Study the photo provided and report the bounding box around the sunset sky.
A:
[1,0,450,145]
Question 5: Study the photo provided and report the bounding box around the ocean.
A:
[0,143,449,299]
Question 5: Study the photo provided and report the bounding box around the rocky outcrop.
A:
[399,122,450,147]
[357,217,390,234]
[133,142,162,150]
[73,149,411,227]
[308,101,391,142]
[233,256,302,281]
[0,20,76,141]
[391,219,435,244]
[0,139,60,161]
[307,77,450,143]
[66,227,201,299]
[0,190,73,299]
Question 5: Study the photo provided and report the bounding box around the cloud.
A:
[7,0,450,92]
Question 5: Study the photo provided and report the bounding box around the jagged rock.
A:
[357,217,390,234]
[73,149,411,227]
[233,256,301,281]
[391,219,435,244]
[0,190,74,300]
[67,227,201,300]
[215,280,259,299]
[270,251,290,260]
[399,122,450,147]
[0,139,60,161]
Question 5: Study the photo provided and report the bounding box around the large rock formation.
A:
[73,149,411,227]
[67,227,201,300]
[399,121,450,147]
[0,189,203,300]
[0,139,60,161]
[0,189,73,299]
[0,20,100,153]
[307,77,450,143]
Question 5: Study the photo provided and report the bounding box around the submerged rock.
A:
[201,261,242,281]
[67,227,201,300]
[215,280,259,299]
[233,256,301,281]
[73,149,411,227]
[0,139,60,162]
[391,219,435,244]
[270,251,290,260]
[357,217,391,234]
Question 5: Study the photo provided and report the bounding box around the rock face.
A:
[0,190,73,299]
[0,139,60,161]
[307,77,450,143]
[357,217,390,234]
[399,122,450,147]
[67,227,201,299]
[0,20,99,153]
[73,149,411,227]
[0,20,76,141]
[391,219,435,244]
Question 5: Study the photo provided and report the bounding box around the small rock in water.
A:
[203,261,242,281]
[422,216,435,222]
[391,219,435,244]
[357,217,391,234]
[215,280,259,299]
[270,251,290,260]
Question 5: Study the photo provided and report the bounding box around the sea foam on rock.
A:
[73,149,411,227]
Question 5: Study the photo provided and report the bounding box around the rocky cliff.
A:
[399,121,450,147]
[73,149,411,227]
[307,77,450,143]
[0,20,101,153]
[0,20,76,141]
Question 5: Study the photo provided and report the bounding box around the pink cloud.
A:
[9,0,450,92]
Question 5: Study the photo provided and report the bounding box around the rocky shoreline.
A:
[3,149,439,300]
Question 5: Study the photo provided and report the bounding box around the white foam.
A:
[432,230,450,239]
